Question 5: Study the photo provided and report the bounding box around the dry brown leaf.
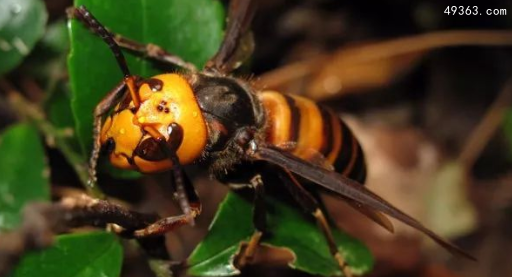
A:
[258,30,512,101]
[307,48,424,100]
[425,162,477,240]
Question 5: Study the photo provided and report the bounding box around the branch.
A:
[458,76,512,169]
[0,194,161,276]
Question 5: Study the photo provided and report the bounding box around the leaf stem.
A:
[458,76,512,169]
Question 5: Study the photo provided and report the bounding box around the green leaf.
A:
[265,198,373,276]
[11,232,123,277]
[68,0,225,155]
[46,83,76,130]
[0,124,50,231]
[0,0,48,74]
[188,192,254,276]
[188,192,374,277]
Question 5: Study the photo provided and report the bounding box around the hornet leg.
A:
[114,36,197,72]
[131,124,201,237]
[68,6,196,72]
[70,6,145,190]
[235,174,266,267]
[278,169,354,277]
[89,80,126,192]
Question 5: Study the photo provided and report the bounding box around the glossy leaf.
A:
[0,0,47,74]
[0,124,49,231]
[11,232,123,277]
[265,197,374,276]
[188,192,373,276]
[188,192,254,276]
[68,0,225,154]
[46,83,76,130]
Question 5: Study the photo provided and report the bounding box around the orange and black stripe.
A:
[258,91,366,183]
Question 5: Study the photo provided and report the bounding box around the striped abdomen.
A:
[258,91,366,183]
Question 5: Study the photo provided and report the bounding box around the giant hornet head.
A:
[100,74,208,173]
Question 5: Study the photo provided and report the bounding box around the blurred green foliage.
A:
[0,124,49,231]
[0,0,47,74]
[10,232,123,277]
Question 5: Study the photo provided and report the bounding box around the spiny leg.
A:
[68,6,196,72]
[132,208,198,238]
[168,155,201,227]
[114,36,197,72]
[89,80,126,191]
[236,174,266,267]
[113,164,201,238]
[278,169,354,277]
[166,123,200,222]
[131,168,200,238]
[131,124,201,238]
[68,6,130,76]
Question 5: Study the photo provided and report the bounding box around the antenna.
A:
[69,6,132,78]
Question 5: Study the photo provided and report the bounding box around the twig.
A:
[458,76,512,169]
[0,194,160,277]
[259,30,512,94]
[0,78,104,198]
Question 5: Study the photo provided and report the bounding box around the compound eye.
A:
[104,137,116,154]
[134,138,167,161]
